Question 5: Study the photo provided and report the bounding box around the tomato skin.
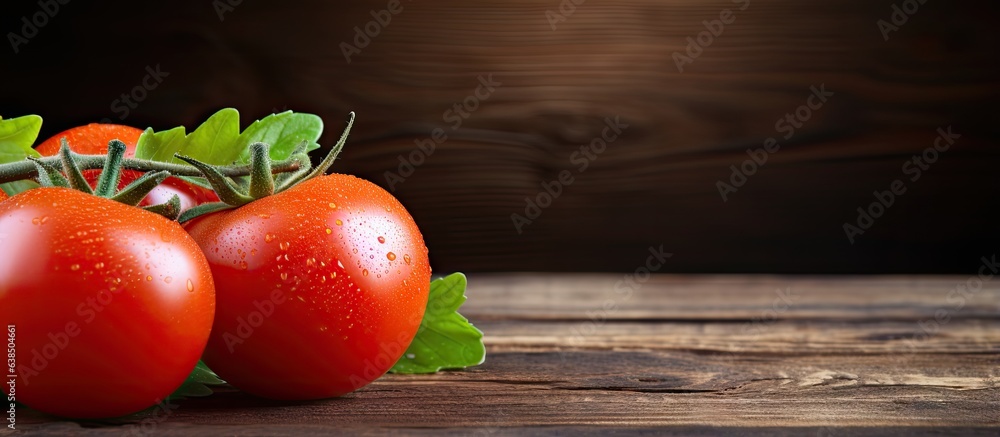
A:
[0,190,7,201]
[34,124,218,211]
[34,124,144,157]
[0,188,215,418]
[187,174,431,400]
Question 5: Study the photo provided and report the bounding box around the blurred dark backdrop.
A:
[2,0,998,273]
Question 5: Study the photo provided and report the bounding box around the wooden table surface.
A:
[17,274,1000,435]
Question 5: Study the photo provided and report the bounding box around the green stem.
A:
[94,140,126,197]
[0,152,304,184]
[299,111,355,182]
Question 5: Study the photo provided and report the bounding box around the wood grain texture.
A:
[1,0,998,273]
[14,275,1000,435]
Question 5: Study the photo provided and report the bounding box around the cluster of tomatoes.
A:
[0,124,431,418]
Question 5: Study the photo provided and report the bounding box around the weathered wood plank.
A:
[17,350,1000,432]
[462,274,1000,320]
[14,275,1000,434]
[479,320,1000,355]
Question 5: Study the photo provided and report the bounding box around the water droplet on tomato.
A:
[328,202,337,209]
[265,233,275,243]
[279,241,290,251]
[337,260,345,269]
[387,252,396,261]
[404,254,411,265]
[187,279,194,292]
[240,261,248,270]
[280,272,288,281]
[377,236,385,244]
[335,219,343,226]
[325,228,332,234]
[146,275,153,281]
[95,262,105,269]
[70,264,80,271]
[362,269,369,276]
[164,276,172,283]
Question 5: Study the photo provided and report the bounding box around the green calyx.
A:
[176,112,354,223]
[0,109,353,222]
[28,140,184,220]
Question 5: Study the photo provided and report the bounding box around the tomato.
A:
[0,188,215,418]
[0,190,7,201]
[35,124,218,211]
[186,174,431,400]
[34,124,143,156]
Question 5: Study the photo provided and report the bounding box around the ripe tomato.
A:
[35,124,218,211]
[0,188,215,418]
[186,174,431,400]
[34,124,142,157]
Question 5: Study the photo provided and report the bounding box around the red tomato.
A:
[187,174,430,400]
[34,124,143,157]
[0,188,216,418]
[35,124,218,211]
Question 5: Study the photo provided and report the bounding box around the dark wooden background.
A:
[2,0,998,273]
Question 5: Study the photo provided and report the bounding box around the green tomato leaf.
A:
[236,111,323,162]
[1,180,40,196]
[168,361,226,400]
[134,108,324,167]
[389,273,486,374]
[0,114,43,195]
[185,108,241,164]
[134,109,241,165]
